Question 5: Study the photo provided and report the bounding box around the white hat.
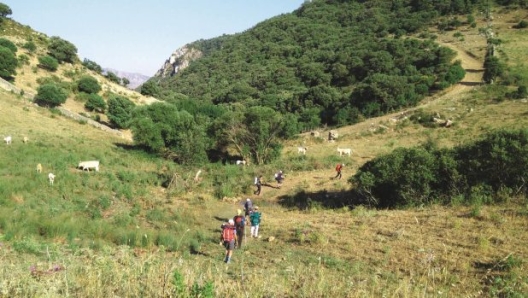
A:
[246,198,251,201]
[228,219,234,225]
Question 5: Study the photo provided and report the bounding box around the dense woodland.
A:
[133,0,515,163]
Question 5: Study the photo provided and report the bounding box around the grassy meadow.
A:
[1,6,528,298]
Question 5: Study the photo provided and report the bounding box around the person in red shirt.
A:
[335,163,344,179]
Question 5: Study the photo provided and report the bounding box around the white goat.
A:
[48,173,55,185]
[78,160,100,172]
[297,146,307,155]
[337,147,352,156]
[3,136,12,145]
[23,136,29,143]
[36,163,42,173]
[236,160,247,166]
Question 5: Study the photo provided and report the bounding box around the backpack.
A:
[336,164,342,171]
[222,225,235,242]
[234,215,245,228]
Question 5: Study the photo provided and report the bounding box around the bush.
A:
[48,36,78,63]
[22,41,36,52]
[84,93,106,112]
[107,95,135,129]
[34,83,69,107]
[38,55,59,71]
[0,38,17,53]
[0,46,17,79]
[514,20,528,29]
[77,75,101,94]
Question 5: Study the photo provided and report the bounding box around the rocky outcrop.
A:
[154,45,203,78]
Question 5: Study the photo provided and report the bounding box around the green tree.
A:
[140,80,159,97]
[107,95,135,129]
[37,55,59,71]
[213,106,285,165]
[105,71,121,84]
[48,36,78,63]
[77,75,101,94]
[122,77,130,87]
[84,94,106,113]
[0,38,17,53]
[34,83,69,107]
[0,3,12,18]
[0,46,17,79]
[131,103,209,164]
[82,58,102,73]
[483,55,504,84]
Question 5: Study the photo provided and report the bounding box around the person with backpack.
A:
[244,198,253,219]
[220,219,237,263]
[334,163,344,179]
[233,209,246,248]
[274,170,284,188]
[253,175,263,195]
[250,206,262,238]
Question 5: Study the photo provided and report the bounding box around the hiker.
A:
[253,175,263,195]
[233,209,246,248]
[244,198,253,219]
[274,170,284,188]
[334,163,344,179]
[250,206,262,238]
[220,219,237,263]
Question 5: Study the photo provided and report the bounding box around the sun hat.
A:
[254,206,259,210]
[237,209,242,215]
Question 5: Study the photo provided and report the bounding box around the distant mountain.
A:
[103,68,150,89]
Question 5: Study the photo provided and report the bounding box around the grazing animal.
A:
[337,147,352,156]
[3,136,12,145]
[23,136,29,143]
[236,160,247,166]
[48,173,55,185]
[36,163,42,173]
[78,160,100,172]
[297,147,307,155]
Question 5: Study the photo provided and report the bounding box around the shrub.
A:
[34,83,69,107]
[107,95,135,129]
[38,55,59,71]
[77,75,101,94]
[22,41,36,52]
[84,93,106,112]
[0,38,17,53]
[48,36,78,63]
[514,20,528,29]
[0,46,17,79]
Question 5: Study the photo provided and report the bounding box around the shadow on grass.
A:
[277,189,368,210]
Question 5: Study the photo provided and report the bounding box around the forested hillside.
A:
[148,0,492,130]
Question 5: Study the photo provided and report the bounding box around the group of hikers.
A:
[220,198,262,264]
[220,164,346,263]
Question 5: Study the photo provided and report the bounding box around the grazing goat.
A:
[36,163,42,173]
[48,173,55,185]
[297,147,307,155]
[337,147,352,156]
[236,160,247,166]
[78,160,100,172]
[23,136,29,143]
[3,136,11,145]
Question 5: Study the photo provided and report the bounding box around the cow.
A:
[78,160,100,172]
[337,147,352,156]
[3,136,12,145]
[297,147,307,155]
[48,173,55,185]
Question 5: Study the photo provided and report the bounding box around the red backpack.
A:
[222,225,236,242]
[234,215,245,228]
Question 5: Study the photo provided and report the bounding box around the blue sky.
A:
[4,0,305,76]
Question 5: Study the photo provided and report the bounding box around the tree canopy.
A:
[0,46,17,79]
[48,36,78,64]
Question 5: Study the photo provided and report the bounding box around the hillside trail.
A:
[244,37,486,208]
